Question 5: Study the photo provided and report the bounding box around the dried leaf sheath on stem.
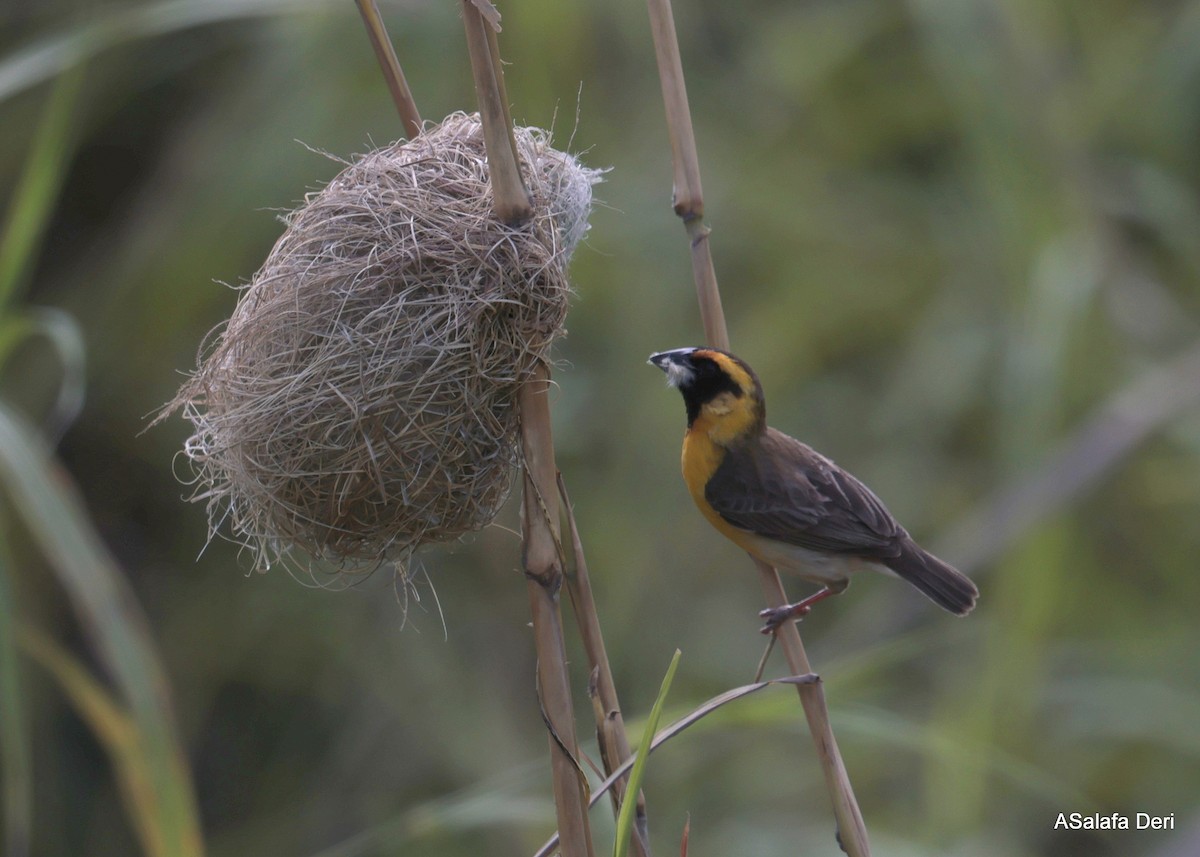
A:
[560,474,651,856]
[518,367,594,857]
[644,0,871,853]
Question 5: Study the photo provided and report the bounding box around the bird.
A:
[648,346,978,633]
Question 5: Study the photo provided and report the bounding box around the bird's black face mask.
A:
[649,348,745,427]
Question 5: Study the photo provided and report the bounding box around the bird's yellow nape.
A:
[693,349,760,401]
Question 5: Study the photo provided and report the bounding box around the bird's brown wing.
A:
[704,428,905,558]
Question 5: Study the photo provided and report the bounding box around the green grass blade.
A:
[0,528,33,857]
[835,704,1092,809]
[0,66,84,312]
[0,307,87,442]
[613,649,681,857]
[0,402,204,856]
[19,629,184,857]
[0,0,325,106]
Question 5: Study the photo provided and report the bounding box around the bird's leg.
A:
[758,583,846,634]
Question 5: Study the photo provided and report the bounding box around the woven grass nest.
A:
[168,112,601,572]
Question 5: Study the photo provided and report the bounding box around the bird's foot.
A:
[758,585,842,635]
[758,602,811,634]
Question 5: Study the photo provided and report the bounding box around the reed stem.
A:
[645,0,871,851]
[353,0,422,139]
[356,8,594,854]
[459,8,592,854]
[461,0,532,224]
[518,366,595,857]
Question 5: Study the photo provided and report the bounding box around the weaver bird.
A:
[649,347,978,633]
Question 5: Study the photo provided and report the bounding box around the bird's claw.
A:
[758,603,810,635]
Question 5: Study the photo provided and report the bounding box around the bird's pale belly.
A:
[738,530,896,587]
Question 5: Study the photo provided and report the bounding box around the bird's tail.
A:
[889,542,978,616]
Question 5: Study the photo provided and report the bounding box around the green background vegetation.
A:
[3,0,1199,855]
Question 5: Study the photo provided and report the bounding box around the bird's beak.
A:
[647,351,673,370]
[648,347,697,370]
[648,348,698,387]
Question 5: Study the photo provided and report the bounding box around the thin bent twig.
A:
[531,673,820,857]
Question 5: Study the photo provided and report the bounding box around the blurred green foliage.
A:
[2,1,1199,855]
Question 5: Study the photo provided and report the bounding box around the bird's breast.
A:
[681,431,760,551]
[682,429,720,497]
